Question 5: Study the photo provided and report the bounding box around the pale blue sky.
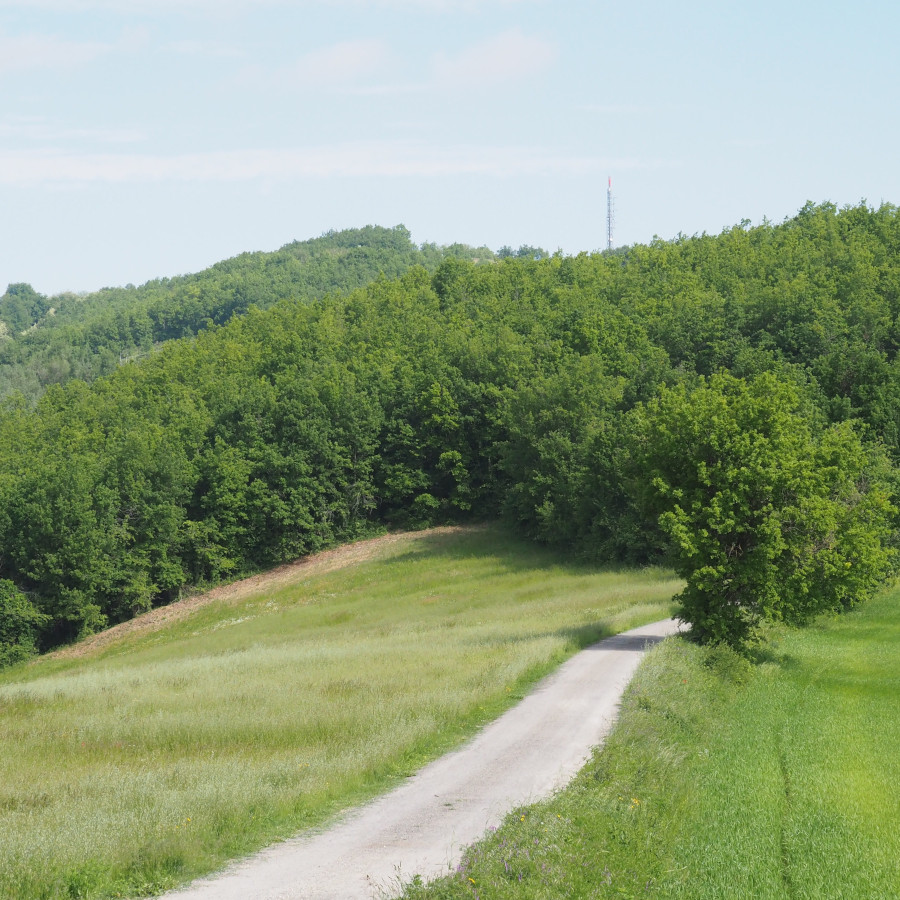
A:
[1,0,898,295]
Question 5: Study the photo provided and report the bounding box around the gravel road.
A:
[164,617,679,900]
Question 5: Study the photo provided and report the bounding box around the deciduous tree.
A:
[631,373,896,646]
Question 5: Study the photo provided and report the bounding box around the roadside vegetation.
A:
[0,526,677,900]
[2,201,900,896]
[400,583,900,899]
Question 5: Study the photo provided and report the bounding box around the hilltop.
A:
[0,226,499,402]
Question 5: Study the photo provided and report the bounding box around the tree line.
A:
[0,226,499,403]
[1,201,899,659]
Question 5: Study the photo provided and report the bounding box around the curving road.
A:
[164,618,679,900]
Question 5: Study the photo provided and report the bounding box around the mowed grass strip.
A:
[401,584,900,900]
[0,525,678,900]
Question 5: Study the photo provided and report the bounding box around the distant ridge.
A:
[0,225,496,402]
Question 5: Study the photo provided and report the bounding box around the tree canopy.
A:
[2,202,900,660]
[630,373,895,645]
[0,226,495,403]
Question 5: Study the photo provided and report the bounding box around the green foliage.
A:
[401,587,900,899]
[496,243,549,260]
[0,283,50,337]
[702,642,752,684]
[631,373,896,645]
[0,226,494,403]
[2,203,900,651]
[0,580,48,668]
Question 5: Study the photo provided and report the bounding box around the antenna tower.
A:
[606,176,615,251]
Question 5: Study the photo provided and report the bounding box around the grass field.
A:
[0,525,678,900]
[400,583,900,899]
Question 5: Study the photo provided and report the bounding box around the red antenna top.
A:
[608,176,612,189]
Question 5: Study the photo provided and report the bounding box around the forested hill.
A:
[0,225,496,402]
[1,201,900,658]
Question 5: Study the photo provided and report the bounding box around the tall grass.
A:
[401,583,900,899]
[0,526,678,899]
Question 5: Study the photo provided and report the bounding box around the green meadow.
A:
[0,526,677,900]
[402,583,900,899]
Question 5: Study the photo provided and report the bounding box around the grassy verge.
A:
[0,526,678,900]
[400,584,900,899]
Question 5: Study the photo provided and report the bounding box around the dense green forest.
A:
[0,226,496,403]
[2,202,899,657]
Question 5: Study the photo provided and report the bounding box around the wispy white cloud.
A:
[0,0,535,9]
[372,0,535,8]
[166,39,244,59]
[0,141,640,185]
[0,0,235,8]
[581,104,649,114]
[580,103,697,116]
[281,38,392,89]
[0,116,146,143]
[264,28,557,96]
[433,28,557,87]
[0,26,148,75]
[347,81,430,96]
[0,30,110,73]
[236,38,392,91]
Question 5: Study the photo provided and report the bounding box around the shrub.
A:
[0,579,48,668]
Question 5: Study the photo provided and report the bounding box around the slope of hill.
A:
[0,226,496,402]
[0,525,678,900]
[0,202,898,657]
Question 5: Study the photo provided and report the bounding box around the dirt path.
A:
[47,527,472,660]
[164,618,679,900]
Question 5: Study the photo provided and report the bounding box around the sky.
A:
[1,0,898,296]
